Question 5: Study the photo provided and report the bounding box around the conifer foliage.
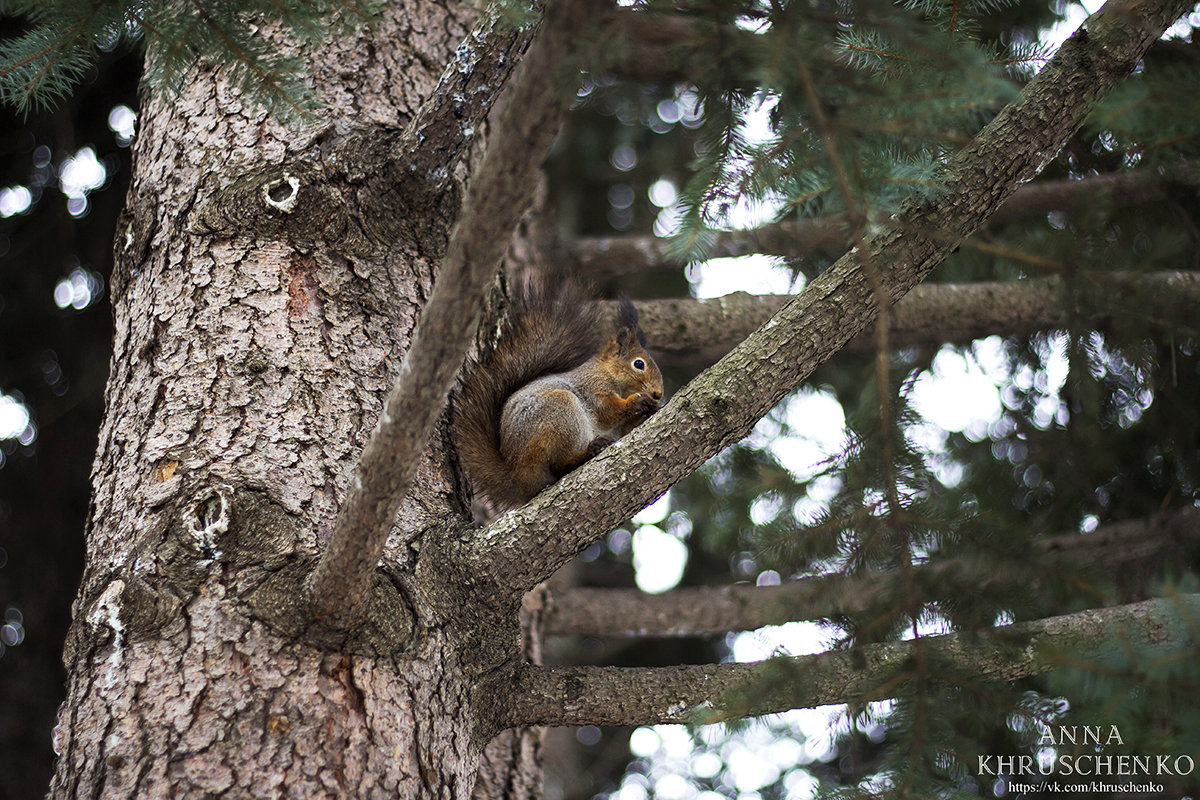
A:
[0,0,380,120]
[554,0,1200,796]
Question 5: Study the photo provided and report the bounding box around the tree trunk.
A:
[49,3,525,797]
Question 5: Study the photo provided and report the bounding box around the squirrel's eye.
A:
[633,358,646,371]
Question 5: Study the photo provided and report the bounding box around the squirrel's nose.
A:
[651,390,663,401]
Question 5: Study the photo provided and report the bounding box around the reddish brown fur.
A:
[452,284,663,510]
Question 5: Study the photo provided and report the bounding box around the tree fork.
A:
[50,1,570,797]
[308,0,608,633]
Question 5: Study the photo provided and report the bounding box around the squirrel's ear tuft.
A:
[617,297,648,347]
[617,296,639,328]
[600,333,623,358]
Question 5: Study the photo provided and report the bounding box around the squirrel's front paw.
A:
[632,392,661,418]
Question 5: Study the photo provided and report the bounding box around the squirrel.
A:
[452,282,664,510]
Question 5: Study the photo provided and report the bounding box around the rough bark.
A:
[52,3,503,798]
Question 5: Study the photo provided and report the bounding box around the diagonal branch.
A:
[544,507,1200,637]
[499,594,1200,729]
[394,3,541,181]
[462,0,1197,601]
[306,0,607,633]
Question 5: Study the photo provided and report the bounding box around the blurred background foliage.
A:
[1,0,1198,798]
[542,0,1200,798]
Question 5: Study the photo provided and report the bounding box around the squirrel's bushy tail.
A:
[452,281,606,509]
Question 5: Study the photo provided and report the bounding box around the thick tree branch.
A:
[394,4,540,180]
[501,594,1200,728]
[545,507,1200,637]
[633,271,1200,360]
[571,165,1200,276]
[307,0,605,632]
[464,0,1196,601]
